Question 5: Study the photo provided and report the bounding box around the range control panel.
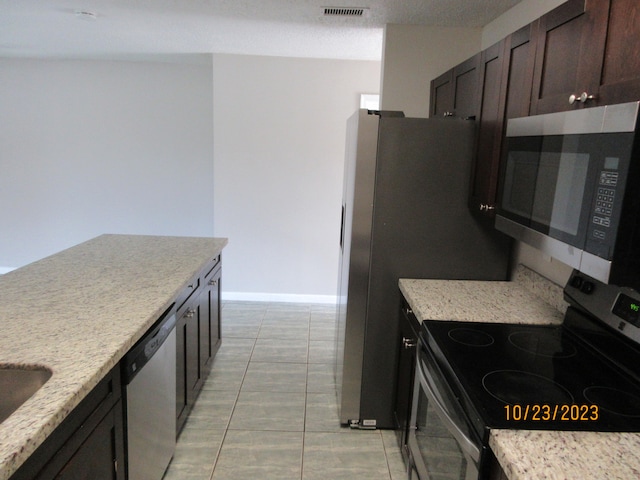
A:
[612,293,640,327]
[565,270,640,344]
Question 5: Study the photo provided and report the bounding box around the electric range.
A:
[422,270,640,442]
[407,270,640,479]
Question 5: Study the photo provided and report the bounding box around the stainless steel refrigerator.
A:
[336,109,511,429]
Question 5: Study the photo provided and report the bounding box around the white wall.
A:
[212,54,381,302]
[380,24,481,117]
[0,56,214,269]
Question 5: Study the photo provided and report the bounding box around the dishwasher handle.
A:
[122,304,176,384]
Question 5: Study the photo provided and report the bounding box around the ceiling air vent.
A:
[323,7,367,17]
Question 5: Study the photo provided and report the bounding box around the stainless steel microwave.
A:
[496,101,640,291]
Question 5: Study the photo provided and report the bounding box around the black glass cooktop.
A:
[421,307,640,437]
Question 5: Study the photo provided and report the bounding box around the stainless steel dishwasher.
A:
[122,305,176,480]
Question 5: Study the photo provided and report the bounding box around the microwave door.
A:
[546,151,590,238]
[500,138,541,226]
[533,146,592,246]
[499,135,595,249]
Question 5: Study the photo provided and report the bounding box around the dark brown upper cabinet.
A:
[531,0,640,114]
[469,40,505,216]
[430,54,480,119]
[530,0,588,114]
[430,70,454,117]
[501,25,537,122]
[585,0,640,106]
[469,24,537,217]
[433,0,640,217]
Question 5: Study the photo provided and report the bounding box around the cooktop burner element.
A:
[583,386,640,417]
[482,370,575,405]
[508,331,577,358]
[448,328,494,347]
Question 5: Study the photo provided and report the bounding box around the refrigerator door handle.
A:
[340,204,345,250]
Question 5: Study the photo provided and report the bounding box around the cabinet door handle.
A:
[185,308,196,318]
[479,203,495,212]
[208,279,218,286]
[569,92,595,104]
[403,337,417,349]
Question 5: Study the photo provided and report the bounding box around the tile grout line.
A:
[206,305,265,480]
[300,305,312,480]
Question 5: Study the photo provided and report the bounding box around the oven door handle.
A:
[417,357,481,462]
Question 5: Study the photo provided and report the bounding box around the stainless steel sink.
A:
[0,366,52,423]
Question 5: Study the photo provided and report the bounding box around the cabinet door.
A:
[53,403,124,480]
[530,0,590,114]
[185,303,202,404]
[430,55,480,119]
[469,40,505,216]
[502,25,537,121]
[452,54,481,120]
[176,299,201,433]
[430,70,454,117]
[175,313,187,431]
[393,302,419,450]
[200,265,221,371]
[585,0,640,105]
[13,368,125,480]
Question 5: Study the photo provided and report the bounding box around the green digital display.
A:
[612,293,640,326]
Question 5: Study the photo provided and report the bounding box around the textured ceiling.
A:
[0,0,523,60]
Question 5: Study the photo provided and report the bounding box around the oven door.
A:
[407,337,484,480]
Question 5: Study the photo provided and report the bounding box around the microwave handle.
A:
[417,357,481,462]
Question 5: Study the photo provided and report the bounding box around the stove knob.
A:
[570,275,584,288]
[580,281,595,294]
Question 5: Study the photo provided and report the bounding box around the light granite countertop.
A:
[399,273,565,326]
[0,234,227,480]
[399,266,640,479]
[490,430,640,480]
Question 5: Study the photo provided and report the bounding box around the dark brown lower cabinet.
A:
[10,367,124,480]
[201,263,222,370]
[394,298,419,458]
[176,292,203,433]
[52,404,123,480]
[176,255,222,435]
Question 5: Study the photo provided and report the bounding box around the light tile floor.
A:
[163,301,407,480]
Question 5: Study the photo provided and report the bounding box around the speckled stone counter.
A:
[399,266,640,479]
[0,234,227,480]
[490,430,640,480]
[399,266,566,326]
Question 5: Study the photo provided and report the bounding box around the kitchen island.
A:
[399,266,640,480]
[0,234,227,480]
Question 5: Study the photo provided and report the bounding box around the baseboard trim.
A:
[222,291,337,304]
